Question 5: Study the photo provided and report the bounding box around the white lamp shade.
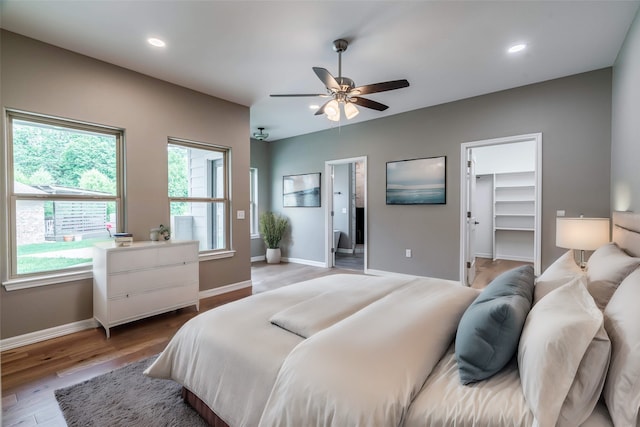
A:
[556,217,610,250]
[343,102,359,119]
[325,100,340,121]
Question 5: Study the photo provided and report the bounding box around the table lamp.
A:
[556,216,610,269]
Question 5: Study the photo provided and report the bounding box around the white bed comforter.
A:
[144,274,417,426]
[259,278,479,427]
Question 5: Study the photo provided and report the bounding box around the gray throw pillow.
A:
[456,265,535,385]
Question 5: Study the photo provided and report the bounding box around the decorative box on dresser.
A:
[93,240,199,337]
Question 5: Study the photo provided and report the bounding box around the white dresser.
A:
[93,240,199,337]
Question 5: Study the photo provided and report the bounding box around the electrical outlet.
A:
[405,249,412,258]
[557,210,565,217]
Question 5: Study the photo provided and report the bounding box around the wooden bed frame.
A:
[182,387,230,427]
[182,210,640,427]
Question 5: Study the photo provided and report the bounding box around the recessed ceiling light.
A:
[147,38,166,48]
[508,43,527,54]
[309,104,320,110]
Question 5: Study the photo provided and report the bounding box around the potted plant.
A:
[259,212,288,264]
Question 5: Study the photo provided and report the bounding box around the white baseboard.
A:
[336,248,353,254]
[282,257,327,268]
[475,252,492,259]
[251,255,266,262]
[199,280,252,299]
[1,280,254,351]
[0,318,99,352]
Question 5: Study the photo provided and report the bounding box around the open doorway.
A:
[460,134,542,286]
[325,156,367,271]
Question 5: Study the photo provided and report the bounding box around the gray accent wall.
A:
[250,139,271,258]
[612,8,640,212]
[270,69,613,279]
[0,31,250,339]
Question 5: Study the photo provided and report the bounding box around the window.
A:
[4,110,123,280]
[250,168,258,236]
[168,139,230,252]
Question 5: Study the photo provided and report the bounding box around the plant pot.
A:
[266,248,281,264]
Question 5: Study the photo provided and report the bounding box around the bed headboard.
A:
[612,211,640,257]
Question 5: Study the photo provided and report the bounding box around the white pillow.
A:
[518,276,611,427]
[587,243,640,310]
[534,250,584,304]
[603,267,640,427]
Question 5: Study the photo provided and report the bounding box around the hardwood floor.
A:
[1,259,523,426]
[471,257,532,289]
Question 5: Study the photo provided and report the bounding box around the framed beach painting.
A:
[386,156,446,205]
[283,172,321,207]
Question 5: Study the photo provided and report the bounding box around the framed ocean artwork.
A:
[386,156,446,205]
[283,172,321,207]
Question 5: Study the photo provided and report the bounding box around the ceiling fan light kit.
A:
[270,39,409,122]
[253,127,269,141]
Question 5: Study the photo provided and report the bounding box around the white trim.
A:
[325,156,368,270]
[0,318,99,351]
[198,280,252,299]
[2,281,253,350]
[3,269,93,291]
[199,249,235,261]
[282,257,326,268]
[3,250,235,291]
[460,133,542,283]
[250,234,261,240]
[336,248,353,254]
[251,255,266,262]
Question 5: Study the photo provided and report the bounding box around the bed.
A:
[145,211,640,427]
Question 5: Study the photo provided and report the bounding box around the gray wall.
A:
[612,8,640,212]
[250,139,271,258]
[0,31,250,339]
[270,69,613,279]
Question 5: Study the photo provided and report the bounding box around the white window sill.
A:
[250,234,261,240]
[3,250,235,291]
[199,249,236,261]
[3,269,93,291]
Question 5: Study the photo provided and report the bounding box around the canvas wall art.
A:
[283,172,321,207]
[386,156,446,205]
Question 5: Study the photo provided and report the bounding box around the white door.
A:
[465,153,478,286]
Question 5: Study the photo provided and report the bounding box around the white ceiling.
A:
[1,1,638,142]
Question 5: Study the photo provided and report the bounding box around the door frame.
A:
[459,133,542,284]
[324,156,367,269]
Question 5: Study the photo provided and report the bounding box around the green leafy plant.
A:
[259,212,288,249]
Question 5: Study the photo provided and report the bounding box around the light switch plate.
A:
[237,210,245,219]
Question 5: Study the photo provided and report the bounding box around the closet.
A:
[473,141,537,263]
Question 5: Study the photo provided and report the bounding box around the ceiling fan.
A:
[270,39,410,122]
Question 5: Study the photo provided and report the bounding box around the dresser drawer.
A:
[108,262,198,297]
[107,242,198,274]
[109,284,198,324]
[108,247,158,273]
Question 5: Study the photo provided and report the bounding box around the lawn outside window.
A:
[2,110,124,287]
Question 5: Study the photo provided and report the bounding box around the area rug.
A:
[55,356,208,427]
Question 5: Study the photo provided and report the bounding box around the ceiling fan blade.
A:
[313,67,340,91]
[314,99,332,116]
[350,79,410,96]
[270,93,328,97]
[351,97,389,111]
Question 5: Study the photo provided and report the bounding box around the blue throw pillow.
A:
[455,265,535,385]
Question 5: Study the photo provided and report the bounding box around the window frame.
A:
[167,137,231,254]
[249,167,259,238]
[3,109,125,289]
